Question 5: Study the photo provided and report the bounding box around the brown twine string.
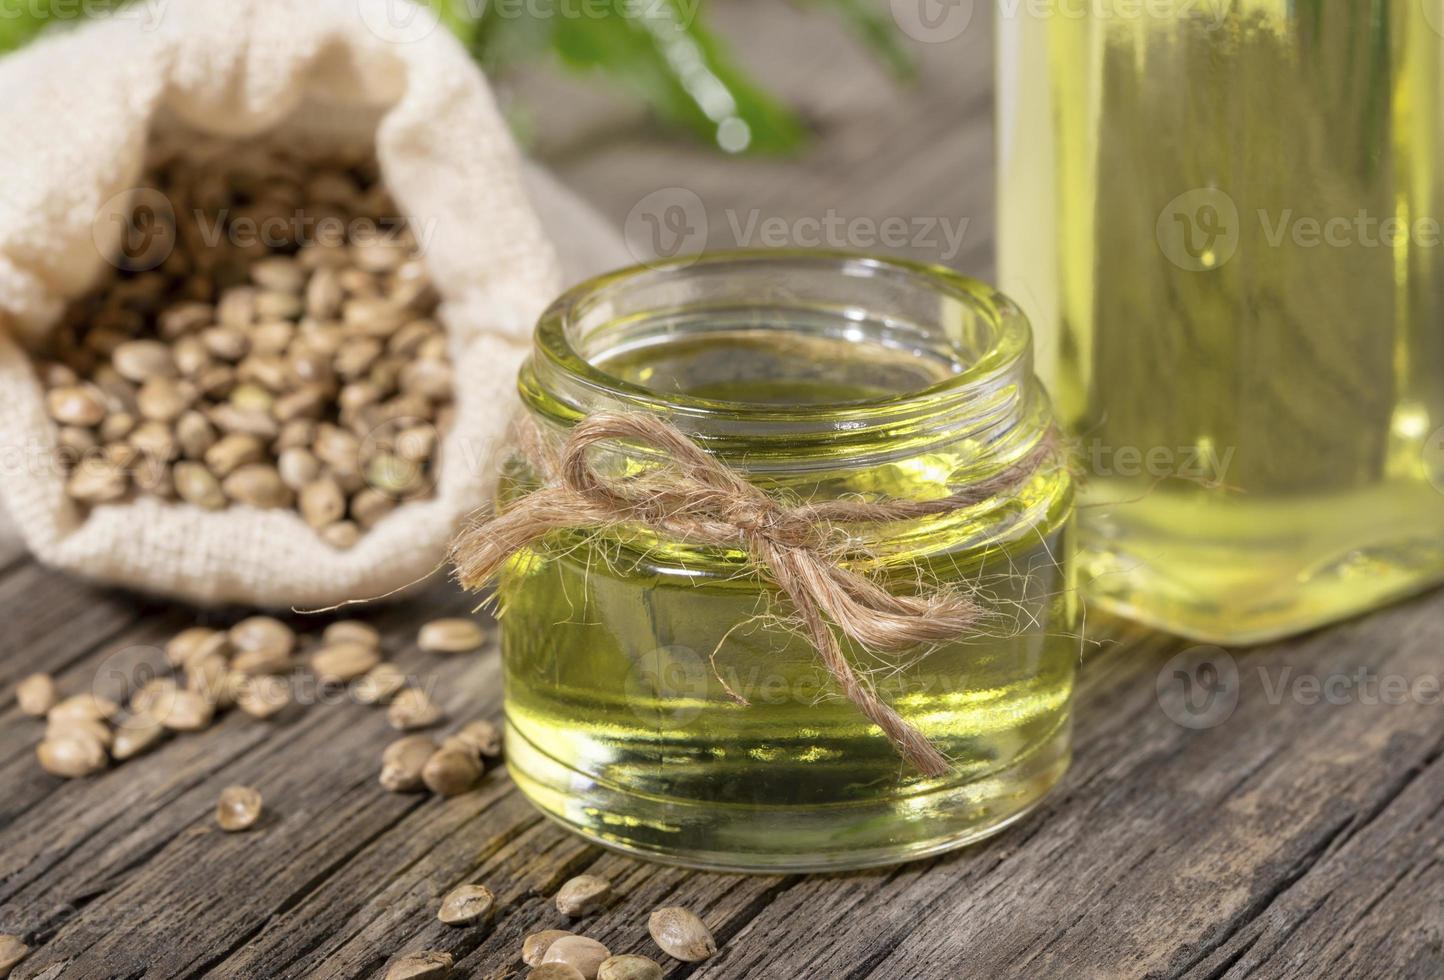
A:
[450,411,1060,777]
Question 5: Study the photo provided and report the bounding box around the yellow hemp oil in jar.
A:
[998,2,1444,643]
[497,252,1076,872]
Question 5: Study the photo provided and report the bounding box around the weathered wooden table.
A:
[2,5,1440,978]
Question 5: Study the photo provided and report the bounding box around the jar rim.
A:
[529,249,1033,425]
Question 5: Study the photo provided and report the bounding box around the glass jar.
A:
[496,251,1075,872]
[998,3,1444,643]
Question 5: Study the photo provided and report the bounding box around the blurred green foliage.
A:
[0,0,912,155]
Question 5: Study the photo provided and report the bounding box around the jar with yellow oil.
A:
[488,251,1076,872]
[998,1,1444,643]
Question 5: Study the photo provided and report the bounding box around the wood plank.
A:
[695,597,1443,980]
[3,587,489,977]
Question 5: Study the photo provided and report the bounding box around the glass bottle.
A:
[998,2,1444,643]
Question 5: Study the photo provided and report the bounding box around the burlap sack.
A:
[0,0,580,608]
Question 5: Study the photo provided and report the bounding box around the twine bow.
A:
[451,411,1056,776]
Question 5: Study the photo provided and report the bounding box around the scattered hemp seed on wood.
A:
[418,618,485,654]
[541,936,612,979]
[16,673,58,716]
[422,746,483,797]
[380,735,437,793]
[385,951,454,980]
[311,641,381,684]
[37,731,108,778]
[237,675,292,719]
[216,785,263,832]
[324,620,381,648]
[596,955,663,980]
[229,616,296,658]
[647,906,717,962]
[48,694,118,723]
[158,689,215,732]
[354,663,407,705]
[112,717,166,760]
[0,935,29,978]
[166,627,230,667]
[131,677,180,718]
[45,715,112,751]
[388,687,444,730]
[521,930,576,967]
[437,883,495,926]
[447,719,502,759]
[555,875,612,918]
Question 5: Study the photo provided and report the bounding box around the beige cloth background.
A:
[0,0,628,608]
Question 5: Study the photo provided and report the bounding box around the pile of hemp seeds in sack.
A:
[4,139,722,980]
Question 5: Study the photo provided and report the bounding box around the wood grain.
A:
[1,4,1440,979]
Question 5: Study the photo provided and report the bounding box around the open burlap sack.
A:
[0,0,573,608]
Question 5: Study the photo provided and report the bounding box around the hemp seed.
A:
[442,719,502,762]
[16,672,58,716]
[418,618,485,654]
[437,883,495,926]
[45,715,112,750]
[0,935,30,978]
[388,688,443,731]
[385,952,453,980]
[157,689,214,732]
[37,731,108,778]
[237,675,292,719]
[596,955,663,980]
[542,936,611,980]
[647,907,717,963]
[229,616,295,663]
[131,678,180,718]
[324,620,381,648]
[311,641,381,685]
[555,875,612,918]
[48,694,119,724]
[216,785,263,831]
[421,746,482,797]
[165,627,230,668]
[112,716,166,760]
[521,931,576,968]
[379,735,436,793]
[354,663,407,705]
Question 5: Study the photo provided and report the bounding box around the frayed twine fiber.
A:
[450,411,1059,776]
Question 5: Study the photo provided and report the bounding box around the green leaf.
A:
[0,3,56,52]
[467,0,807,155]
